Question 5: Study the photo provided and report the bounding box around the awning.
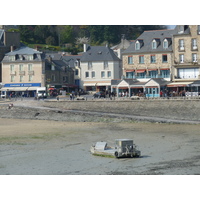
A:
[167,82,193,87]
[126,69,135,72]
[136,69,146,73]
[160,68,170,70]
[0,87,39,91]
[148,69,157,71]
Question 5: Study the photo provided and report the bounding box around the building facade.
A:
[80,45,121,92]
[120,29,176,97]
[0,28,20,83]
[1,46,46,97]
[1,47,75,97]
[170,25,200,95]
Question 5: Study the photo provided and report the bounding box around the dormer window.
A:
[135,41,140,50]
[27,55,33,60]
[178,25,184,34]
[198,25,200,34]
[163,39,168,49]
[51,65,55,71]
[9,55,15,61]
[152,39,157,49]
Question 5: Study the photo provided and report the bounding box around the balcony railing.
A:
[28,71,34,75]
[19,71,25,75]
[10,71,16,75]
[126,74,170,79]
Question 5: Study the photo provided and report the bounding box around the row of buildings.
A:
[1,25,200,98]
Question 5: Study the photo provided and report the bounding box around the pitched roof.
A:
[123,29,176,54]
[5,46,42,55]
[0,29,4,46]
[62,55,82,68]
[81,46,121,62]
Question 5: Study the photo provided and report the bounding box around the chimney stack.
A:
[10,45,15,52]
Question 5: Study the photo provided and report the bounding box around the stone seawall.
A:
[41,99,200,121]
[1,99,200,123]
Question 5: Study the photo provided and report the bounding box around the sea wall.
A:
[1,99,200,123]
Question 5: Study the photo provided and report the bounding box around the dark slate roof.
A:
[0,29,4,46]
[5,46,42,55]
[45,53,62,60]
[123,29,177,54]
[62,55,82,68]
[145,78,171,86]
[81,46,121,62]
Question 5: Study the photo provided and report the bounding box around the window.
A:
[88,62,93,70]
[9,55,15,61]
[20,75,23,82]
[163,39,168,49]
[179,54,184,63]
[198,25,200,34]
[10,65,14,72]
[192,39,197,50]
[75,69,79,76]
[178,68,199,79]
[29,75,33,82]
[104,61,108,69]
[162,55,168,63]
[192,53,197,62]
[160,70,170,78]
[139,55,144,64]
[107,71,111,78]
[19,64,24,71]
[101,71,105,78]
[51,65,55,70]
[135,41,140,50]
[28,64,33,71]
[63,76,68,83]
[128,56,133,64]
[51,74,55,82]
[178,25,184,34]
[152,40,157,49]
[92,71,95,78]
[27,55,33,60]
[126,72,134,79]
[85,71,89,78]
[179,39,184,50]
[11,75,15,82]
[150,55,156,63]
[149,70,158,78]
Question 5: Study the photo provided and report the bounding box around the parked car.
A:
[93,91,106,98]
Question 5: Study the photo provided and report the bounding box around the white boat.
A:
[90,139,141,158]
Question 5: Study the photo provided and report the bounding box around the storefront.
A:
[0,83,41,98]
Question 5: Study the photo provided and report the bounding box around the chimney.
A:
[83,44,89,52]
[10,45,16,52]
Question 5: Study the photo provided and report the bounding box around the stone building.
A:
[1,47,74,97]
[0,28,20,82]
[169,25,200,95]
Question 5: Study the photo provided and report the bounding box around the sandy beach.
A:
[1,117,200,175]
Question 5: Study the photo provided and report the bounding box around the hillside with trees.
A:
[9,25,167,54]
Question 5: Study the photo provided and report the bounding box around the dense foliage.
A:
[13,25,167,54]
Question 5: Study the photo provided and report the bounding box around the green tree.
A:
[58,25,74,45]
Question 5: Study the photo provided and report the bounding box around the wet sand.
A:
[1,118,200,175]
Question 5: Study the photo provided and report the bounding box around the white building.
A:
[80,45,121,92]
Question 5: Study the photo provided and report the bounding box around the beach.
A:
[1,117,200,175]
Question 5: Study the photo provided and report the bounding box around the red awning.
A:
[136,69,146,73]
[126,69,135,72]
[160,68,170,70]
[148,69,157,71]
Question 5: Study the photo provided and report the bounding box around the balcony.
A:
[10,71,16,75]
[126,74,170,79]
[28,71,34,75]
[19,71,25,75]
